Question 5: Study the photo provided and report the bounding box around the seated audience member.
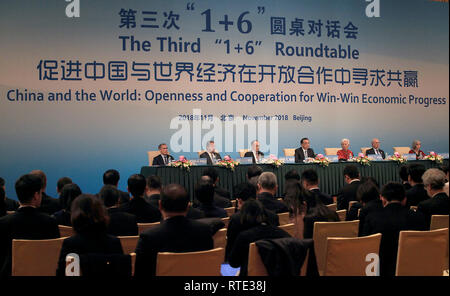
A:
[228,199,291,276]
[417,168,450,228]
[134,184,214,277]
[244,140,264,164]
[362,182,427,276]
[200,140,222,165]
[56,194,124,276]
[0,177,19,211]
[336,164,361,210]
[101,169,130,205]
[53,183,82,226]
[301,169,333,207]
[120,174,161,223]
[0,174,60,277]
[30,170,61,215]
[405,163,428,207]
[295,137,316,163]
[145,175,163,208]
[440,164,449,196]
[346,176,379,221]
[195,177,227,218]
[399,165,412,191]
[256,172,288,213]
[152,143,174,166]
[100,185,138,236]
[202,167,232,203]
[409,139,426,160]
[354,181,383,235]
[0,188,7,217]
[282,169,301,199]
[246,165,263,188]
[56,177,72,198]
[365,138,386,159]
[337,138,354,161]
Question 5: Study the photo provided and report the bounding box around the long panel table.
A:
[140,160,448,200]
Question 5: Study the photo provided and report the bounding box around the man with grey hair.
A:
[200,140,222,165]
[365,138,386,159]
[244,140,264,164]
[256,172,288,213]
[152,143,174,166]
[417,168,449,227]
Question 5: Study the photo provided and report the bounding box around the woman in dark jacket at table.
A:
[56,194,123,276]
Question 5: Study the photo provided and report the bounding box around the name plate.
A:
[370,155,384,161]
[282,156,295,164]
[190,158,207,166]
[404,154,417,161]
[438,153,449,159]
[237,157,253,164]
[327,155,339,162]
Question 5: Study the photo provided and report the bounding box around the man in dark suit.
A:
[134,184,214,276]
[30,170,61,215]
[99,185,138,236]
[101,169,130,205]
[194,177,227,218]
[336,165,362,210]
[0,174,60,277]
[399,165,412,191]
[0,177,19,211]
[362,182,427,276]
[418,168,450,228]
[295,137,316,163]
[152,143,174,166]
[365,138,386,159]
[120,174,161,223]
[199,140,222,165]
[202,167,232,203]
[301,169,333,207]
[256,172,288,213]
[244,140,264,164]
[405,163,428,207]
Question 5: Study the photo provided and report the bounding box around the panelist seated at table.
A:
[294,137,316,163]
[337,138,354,161]
[244,140,264,164]
[365,138,386,159]
[152,143,174,166]
[199,140,222,165]
[409,139,426,160]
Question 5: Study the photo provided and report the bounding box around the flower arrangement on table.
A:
[312,154,330,167]
[388,152,407,164]
[216,155,239,171]
[424,151,444,164]
[260,154,284,168]
[351,153,372,166]
[168,156,193,171]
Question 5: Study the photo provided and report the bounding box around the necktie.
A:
[164,155,167,164]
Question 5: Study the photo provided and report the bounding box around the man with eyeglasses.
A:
[152,143,175,166]
[365,138,386,159]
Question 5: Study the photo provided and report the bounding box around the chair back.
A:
[283,148,295,157]
[231,199,237,208]
[348,201,358,211]
[393,147,411,155]
[12,237,65,276]
[360,147,371,155]
[138,222,161,234]
[225,207,235,217]
[221,217,230,228]
[213,228,227,249]
[279,223,296,237]
[248,242,269,276]
[118,236,139,254]
[430,215,449,230]
[313,220,359,275]
[336,209,347,221]
[239,149,249,157]
[6,211,15,215]
[410,206,418,211]
[156,248,224,276]
[324,148,340,156]
[326,203,337,212]
[278,212,290,225]
[58,225,75,237]
[396,228,449,276]
[324,233,382,276]
[147,150,160,166]
[197,150,206,157]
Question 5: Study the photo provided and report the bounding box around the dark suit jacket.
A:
[365,148,386,159]
[346,202,363,221]
[199,151,222,165]
[145,193,161,208]
[198,204,227,218]
[336,180,362,211]
[406,184,429,207]
[39,192,61,215]
[134,215,214,276]
[357,199,383,236]
[193,193,232,209]
[243,151,264,164]
[228,224,291,276]
[417,192,449,228]
[5,198,19,211]
[53,210,72,226]
[310,189,333,206]
[0,207,60,277]
[402,182,412,192]
[119,196,161,223]
[56,233,124,276]
[152,154,174,166]
[215,187,231,200]
[295,147,316,163]
[362,203,427,276]
[257,192,289,214]
[107,208,138,236]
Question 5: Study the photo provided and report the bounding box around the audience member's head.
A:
[285,169,300,181]
[202,167,219,185]
[343,164,359,183]
[146,175,162,194]
[60,183,82,212]
[360,176,379,189]
[380,182,406,206]
[301,169,319,189]
[440,164,449,181]
[103,169,120,186]
[195,177,215,206]
[99,185,121,208]
[399,165,409,183]
[357,181,380,204]
[15,174,43,206]
[422,168,446,197]
[57,177,73,195]
[257,172,278,195]
[284,180,309,215]
[160,184,190,216]
[240,199,268,227]
[247,165,263,188]
[233,182,256,209]
[30,170,47,191]
[127,174,147,198]
[71,194,109,235]
[407,163,426,185]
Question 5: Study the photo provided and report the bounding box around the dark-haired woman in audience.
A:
[228,199,290,276]
[53,183,82,226]
[355,181,383,235]
[409,140,426,160]
[346,177,379,221]
[0,187,7,217]
[56,194,123,276]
